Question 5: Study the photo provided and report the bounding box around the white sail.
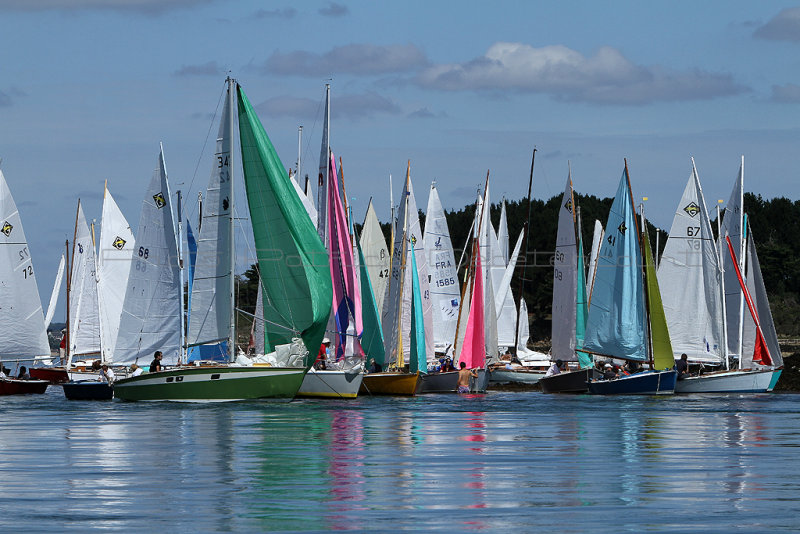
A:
[115,148,182,365]
[316,84,330,243]
[586,220,604,300]
[550,175,578,361]
[399,175,434,362]
[382,171,411,365]
[360,200,390,320]
[291,174,318,230]
[497,200,509,265]
[494,230,523,348]
[69,202,101,358]
[720,157,745,359]
[44,253,65,329]
[516,298,530,352]
[484,258,498,361]
[423,183,460,354]
[0,169,51,358]
[97,186,136,363]
[252,277,265,355]
[657,162,724,364]
[741,230,782,369]
[187,88,233,347]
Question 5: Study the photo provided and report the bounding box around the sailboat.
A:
[361,163,424,395]
[582,162,676,395]
[0,168,50,395]
[539,173,602,393]
[658,159,775,393]
[113,78,331,401]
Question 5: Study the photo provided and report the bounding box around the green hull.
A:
[113,366,305,402]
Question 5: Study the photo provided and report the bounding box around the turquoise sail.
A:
[575,230,592,368]
[583,167,646,361]
[409,247,427,374]
[356,236,386,366]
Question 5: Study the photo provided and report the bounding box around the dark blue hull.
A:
[588,369,676,395]
[62,381,114,400]
[539,367,601,393]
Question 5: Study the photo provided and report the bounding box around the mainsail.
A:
[720,157,745,358]
[657,162,724,364]
[551,175,578,361]
[741,229,782,369]
[97,185,135,363]
[115,147,182,365]
[423,183,460,354]
[69,202,101,358]
[583,167,647,362]
[0,169,50,358]
[360,199,389,318]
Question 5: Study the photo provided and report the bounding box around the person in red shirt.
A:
[315,337,330,370]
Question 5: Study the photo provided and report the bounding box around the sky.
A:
[1,0,799,321]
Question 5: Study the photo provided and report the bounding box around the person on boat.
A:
[98,364,115,384]
[18,366,30,380]
[624,361,640,375]
[675,353,690,380]
[602,363,617,380]
[91,360,102,373]
[150,351,164,373]
[315,338,330,370]
[457,362,477,393]
[0,368,5,379]
[59,329,67,363]
[130,363,143,377]
[545,359,564,377]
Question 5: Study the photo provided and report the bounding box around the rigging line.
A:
[235,307,299,334]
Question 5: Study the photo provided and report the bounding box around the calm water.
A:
[2,388,800,533]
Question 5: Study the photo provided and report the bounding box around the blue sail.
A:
[409,247,427,374]
[583,168,646,361]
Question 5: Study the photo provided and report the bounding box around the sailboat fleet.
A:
[0,78,786,399]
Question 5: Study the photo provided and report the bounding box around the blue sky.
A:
[1,0,799,319]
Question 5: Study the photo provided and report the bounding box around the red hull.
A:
[30,367,70,384]
[0,378,49,395]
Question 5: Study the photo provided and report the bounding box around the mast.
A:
[227,78,236,361]
[64,238,70,366]
[640,201,654,368]
[66,200,80,368]
[296,125,303,180]
[176,188,186,363]
[735,155,745,364]
[717,204,730,370]
[512,147,536,357]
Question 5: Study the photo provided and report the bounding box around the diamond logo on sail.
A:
[564,198,573,213]
[153,192,167,209]
[1,221,12,237]
[618,222,627,235]
[683,202,700,218]
[112,236,127,250]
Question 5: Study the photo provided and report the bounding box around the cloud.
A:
[770,83,800,103]
[253,7,296,19]
[754,7,800,41]
[0,86,26,107]
[256,92,401,119]
[0,0,214,15]
[408,107,435,119]
[174,61,226,77]
[262,43,428,76]
[416,42,747,105]
[319,2,348,17]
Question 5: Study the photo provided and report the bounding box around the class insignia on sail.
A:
[1,221,12,236]
[152,192,166,209]
[112,236,126,250]
[683,202,700,217]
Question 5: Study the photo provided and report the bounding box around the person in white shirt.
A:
[130,364,143,377]
[545,359,564,377]
[98,364,115,384]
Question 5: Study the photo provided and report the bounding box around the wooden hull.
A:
[112,366,305,402]
[489,368,546,385]
[539,368,601,393]
[588,369,677,395]
[674,368,775,394]
[359,372,420,396]
[297,369,364,398]
[62,381,113,400]
[417,369,487,393]
[0,378,49,395]
[30,367,70,384]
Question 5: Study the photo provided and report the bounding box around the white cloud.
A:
[416,42,746,105]
[263,44,428,76]
[771,83,800,103]
[754,7,800,41]
[319,2,348,18]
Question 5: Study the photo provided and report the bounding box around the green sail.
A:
[356,236,386,366]
[236,84,332,367]
[575,231,593,368]
[409,247,427,374]
[643,226,675,371]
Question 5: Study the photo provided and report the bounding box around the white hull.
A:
[297,368,364,398]
[489,368,546,385]
[674,368,775,393]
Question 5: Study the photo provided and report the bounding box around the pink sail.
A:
[459,248,485,369]
[327,151,363,359]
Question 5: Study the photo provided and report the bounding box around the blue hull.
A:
[588,369,676,395]
[768,369,783,392]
